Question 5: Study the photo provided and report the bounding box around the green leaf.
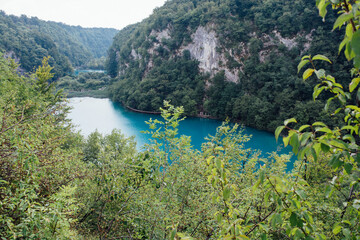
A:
[303,68,315,80]
[290,212,304,228]
[313,86,325,100]
[349,78,360,92]
[301,55,310,61]
[325,185,332,198]
[215,158,222,170]
[316,127,333,134]
[296,189,307,200]
[333,225,342,235]
[312,122,327,126]
[329,139,348,149]
[342,228,351,238]
[284,118,297,126]
[346,23,354,38]
[320,143,330,153]
[318,0,329,19]
[298,125,310,132]
[353,31,360,57]
[259,223,269,233]
[300,132,312,146]
[356,154,360,164]
[260,168,265,184]
[329,153,343,168]
[353,200,360,210]
[333,12,354,30]
[339,38,349,54]
[315,69,326,79]
[344,163,353,174]
[283,135,290,147]
[290,133,300,154]
[311,146,318,162]
[354,55,360,69]
[298,60,310,73]
[170,228,177,240]
[275,126,285,141]
[312,55,332,63]
[223,186,231,201]
[325,97,334,111]
[271,213,282,228]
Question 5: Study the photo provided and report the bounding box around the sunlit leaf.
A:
[290,133,300,154]
[312,121,327,127]
[333,225,342,235]
[316,127,333,134]
[298,125,310,132]
[333,12,354,30]
[297,60,309,73]
[303,68,315,80]
[312,54,332,63]
[275,126,285,141]
[349,78,360,92]
[339,38,348,54]
[301,55,310,61]
[318,0,329,19]
[284,118,297,126]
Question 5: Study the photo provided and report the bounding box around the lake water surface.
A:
[68,97,293,162]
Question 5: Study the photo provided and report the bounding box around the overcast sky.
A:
[0,0,168,30]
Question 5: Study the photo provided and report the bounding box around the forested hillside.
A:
[107,0,350,131]
[0,11,118,78]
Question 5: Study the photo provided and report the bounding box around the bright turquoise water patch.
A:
[68,97,294,167]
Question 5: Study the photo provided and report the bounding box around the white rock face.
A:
[259,30,313,62]
[150,28,171,41]
[183,26,219,73]
[182,26,239,82]
[131,49,141,60]
[274,31,297,49]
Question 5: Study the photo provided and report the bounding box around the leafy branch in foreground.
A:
[276,0,360,238]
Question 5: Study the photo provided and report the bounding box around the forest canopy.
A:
[0,11,118,78]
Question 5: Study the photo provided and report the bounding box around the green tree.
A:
[275,0,360,238]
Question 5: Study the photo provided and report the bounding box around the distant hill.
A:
[106,0,349,131]
[0,11,118,78]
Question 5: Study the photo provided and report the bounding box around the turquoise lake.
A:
[68,97,294,165]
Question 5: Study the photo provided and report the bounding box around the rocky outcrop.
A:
[179,26,239,83]
[122,24,313,83]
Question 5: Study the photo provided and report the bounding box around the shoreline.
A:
[68,96,273,134]
[124,105,161,115]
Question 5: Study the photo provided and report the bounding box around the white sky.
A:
[0,0,168,30]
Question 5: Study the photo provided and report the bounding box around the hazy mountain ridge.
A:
[107,0,349,131]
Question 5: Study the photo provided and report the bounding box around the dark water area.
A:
[68,97,294,167]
